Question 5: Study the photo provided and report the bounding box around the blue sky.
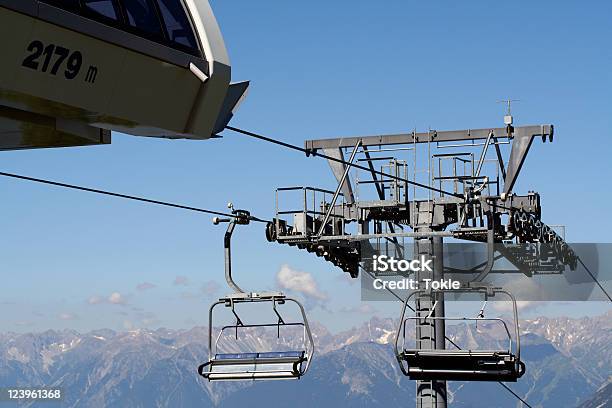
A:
[1,0,611,332]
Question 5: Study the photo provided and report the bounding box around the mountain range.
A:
[0,312,610,407]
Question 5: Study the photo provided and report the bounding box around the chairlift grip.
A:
[221,208,252,294]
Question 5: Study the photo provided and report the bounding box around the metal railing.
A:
[274,186,346,238]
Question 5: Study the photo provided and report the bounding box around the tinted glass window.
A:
[40,0,80,12]
[123,0,164,37]
[83,0,120,21]
[156,0,198,51]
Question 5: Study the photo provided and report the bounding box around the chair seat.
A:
[199,351,307,381]
[214,352,258,360]
[400,349,524,382]
[214,351,304,359]
[257,351,304,359]
[405,349,514,358]
[211,351,305,363]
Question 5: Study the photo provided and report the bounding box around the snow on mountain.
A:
[0,313,609,407]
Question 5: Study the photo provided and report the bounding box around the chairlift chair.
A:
[394,286,525,382]
[198,291,314,381]
[197,205,315,381]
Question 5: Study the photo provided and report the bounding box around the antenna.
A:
[497,98,520,125]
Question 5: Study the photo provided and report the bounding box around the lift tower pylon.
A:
[267,114,578,407]
[414,233,447,407]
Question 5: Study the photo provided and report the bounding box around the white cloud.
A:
[108,292,126,305]
[335,273,358,286]
[276,264,327,300]
[136,282,156,291]
[340,304,378,314]
[173,276,189,286]
[134,311,159,327]
[58,313,78,321]
[88,292,128,305]
[178,281,221,300]
[492,301,545,313]
[201,280,220,296]
[141,318,158,327]
[88,295,104,305]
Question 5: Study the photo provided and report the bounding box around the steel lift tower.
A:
[265,111,578,407]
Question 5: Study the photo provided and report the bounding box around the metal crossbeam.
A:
[304,125,552,150]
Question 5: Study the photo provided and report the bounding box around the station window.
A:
[122,0,164,38]
[82,0,121,22]
[156,0,198,52]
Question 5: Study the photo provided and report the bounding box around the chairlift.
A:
[198,204,315,381]
[394,285,525,382]
[198,291,314,381]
